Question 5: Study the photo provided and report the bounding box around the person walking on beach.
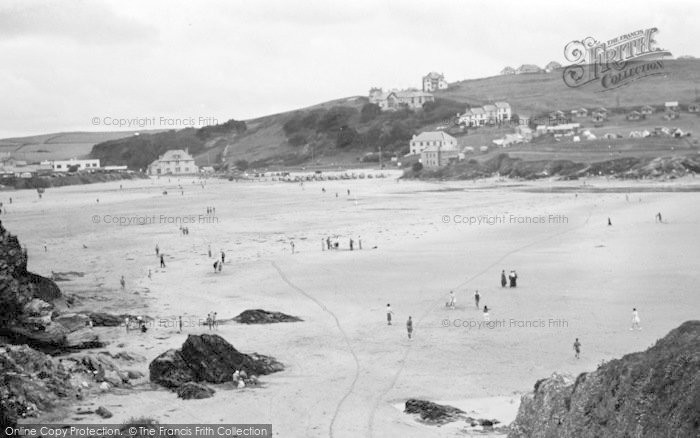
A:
[358,237,362,250]
[573,338,581,359]
[501,270,507,288]
[406,316,413,339]
[160,254,166,268]
[608,217,612,226]
[448,290,456,309]
[656,212,663,223]
[474,290,480,309]
[178,316,183,333]
[326,237,331,250]
[213,260,219,272]
[155,244,160,256]
[148,269,152,279]
[483,305,490,322]
[218,260,222,272]
[509,270,518,288]
[221,251,225,264]
[208,244,212,258]
[125,316,130,332]
[290,241,295,254]
[212,312,218,330]
[631,308,641,330]
[349,238,354,251]
[386,304,394,326]
[120,275,125,290]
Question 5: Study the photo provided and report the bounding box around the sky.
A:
[0,0,698,138]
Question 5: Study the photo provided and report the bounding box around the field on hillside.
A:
[438,60,700,117]
[0,131,163,163]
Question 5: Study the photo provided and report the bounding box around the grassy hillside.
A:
[0,131,164,162]
[439,59,700,117]
[76,59,700,171]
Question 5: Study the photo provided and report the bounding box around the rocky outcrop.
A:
[509,321,700,438]
[176,382,215,400]
[404,399,465,424]
[233,309,303,324]
[149,334,283,389]
[406,153,700,181]
[0,344,148,425]
[0,222,102,352]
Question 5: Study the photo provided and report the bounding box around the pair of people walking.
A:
[501,270,518,288]
[386,304,413,339]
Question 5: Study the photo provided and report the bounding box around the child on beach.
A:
[474,290,480,309]
[406,316,413,339]
[573,338,581,359]
[386,304,394,325]
[631,308,641,330]
[483,305,490,322]
[448,291,456,309]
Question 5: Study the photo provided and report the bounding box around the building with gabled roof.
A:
[409,131,458,155]
[148,149,198,175]
[422,72,448,92]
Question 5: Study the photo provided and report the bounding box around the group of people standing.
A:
[501,270,518,288]
[323,236,361,251]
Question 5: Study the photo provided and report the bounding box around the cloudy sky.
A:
[0,0,698,138]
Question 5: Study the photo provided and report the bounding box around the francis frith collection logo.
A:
[563,28,672,91]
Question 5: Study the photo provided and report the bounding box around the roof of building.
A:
[483,104,497,112]
[494,102,511,109]
[412,131,457,143]
[471,108,485,115]
[665,101,679,106]
[424,72,444,80]
[155,149,194,162]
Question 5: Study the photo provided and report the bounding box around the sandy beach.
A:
[8,175,700,437]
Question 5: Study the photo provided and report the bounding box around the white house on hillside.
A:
[369,88,434,111]
[422,72,448,92]
[148,149,198,175]
[458,102,511,126]
[409,131,457,155]
[49,158,100,172]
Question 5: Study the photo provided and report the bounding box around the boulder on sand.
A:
[149,334,284,389]
[233,309,303,324]
[176,382,215,400]
[149,349,196,389]
[180,334,283,382]
[404,399,465,424]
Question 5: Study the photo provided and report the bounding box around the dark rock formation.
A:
[0,222,101,351]
[176,382,215,400]
[233,309,303,324]
[148,349,196,389]
[96,406,112,418]
[149,334,283,389]
[84,312,126,327]
[509,321,700,438]
[404,399,465,424]
[0,344,81,425]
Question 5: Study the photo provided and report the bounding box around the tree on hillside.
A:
[234,159,249,171]
[412,162,423,172]
[360,103,381,122]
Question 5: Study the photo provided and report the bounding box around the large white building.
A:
[422,72,448,92]
[148,149,198,175]
[47,158,100,172]
[458,102,512,127]
[409,131,458,155]
[369,88,434,111]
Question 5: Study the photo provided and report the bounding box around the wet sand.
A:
[8,175,700,437]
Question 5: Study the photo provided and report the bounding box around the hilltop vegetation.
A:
[84,59,700,170]
[90,120,246,170]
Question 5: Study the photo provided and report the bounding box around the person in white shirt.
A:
[631,308,641,330]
